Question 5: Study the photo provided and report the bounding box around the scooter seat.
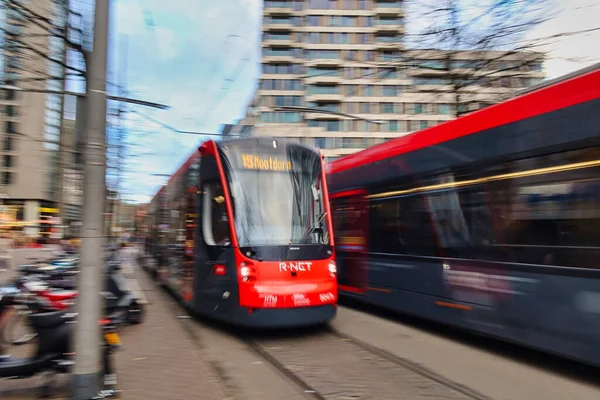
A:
[29,310,69,329]
[45,291,78,302]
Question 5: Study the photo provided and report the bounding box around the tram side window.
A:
[331,199,347,236]
[202,182,231,247]
[473,147,600,268]
[369,195,438,256]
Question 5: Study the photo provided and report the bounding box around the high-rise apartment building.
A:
[234,0,545,162]
[1,0,69,236]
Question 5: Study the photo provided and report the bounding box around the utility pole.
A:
[72,0,110,398]
[56,0,71,237]
[112,34,128,243]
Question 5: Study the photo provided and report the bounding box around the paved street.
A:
[3,247,600,399]
[1,247,227,400]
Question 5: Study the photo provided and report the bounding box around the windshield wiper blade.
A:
[299,212,327,244]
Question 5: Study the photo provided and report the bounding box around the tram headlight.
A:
[240,263,251,282]
[328,261,337,277]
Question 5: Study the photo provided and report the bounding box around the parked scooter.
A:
[2,257,144,350]
[104,261,144,326]
[0,288,120,398]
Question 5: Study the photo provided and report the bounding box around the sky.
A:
[68,0,599,204]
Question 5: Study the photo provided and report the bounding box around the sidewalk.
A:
[2,247,227,400]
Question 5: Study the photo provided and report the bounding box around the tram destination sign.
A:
[220,140,318,173]
[240,153,292,172]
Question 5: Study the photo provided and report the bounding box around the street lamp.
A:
[0,85,170,110]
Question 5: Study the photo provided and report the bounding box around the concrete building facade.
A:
[1,0,69,236]
[235,0,545,162]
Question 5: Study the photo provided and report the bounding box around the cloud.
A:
[73,1,261,202]
[113,0,146,36]
[154,27,179,60]
[525,0,600,79]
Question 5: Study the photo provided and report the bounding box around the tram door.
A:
[194,154,235,312]
[331,190,369,293]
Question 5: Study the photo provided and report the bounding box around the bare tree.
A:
[371,0,550,117]
[1,0,89,84]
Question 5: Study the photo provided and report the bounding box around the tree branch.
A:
[3,0,88,62]
[1,30,87,76]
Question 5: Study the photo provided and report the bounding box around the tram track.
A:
[247,327,491,400]
[143,253,492,400]
[326,326,492,400]
[165,289,490,399]
[244,338,326,400]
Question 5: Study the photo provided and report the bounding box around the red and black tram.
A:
[146,137,337,328]
[327,64,600,366]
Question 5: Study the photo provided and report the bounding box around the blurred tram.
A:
[326,64,600,365]
[146,137,337,328]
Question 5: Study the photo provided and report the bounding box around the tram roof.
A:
[327,63,600,176]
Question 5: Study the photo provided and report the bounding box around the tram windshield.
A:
[220,140,330,247]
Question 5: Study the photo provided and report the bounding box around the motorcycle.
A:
[0,287,120,398]
[2,259,144,347]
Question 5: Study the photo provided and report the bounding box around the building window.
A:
[274,96,303,107]
[2,171,13,185]
[438,104,452,115]
[307,15,320,25]
[307,85,339,95]
[326,120,340,131]
[259,112,302,123]
[307,50,340,60]
[342,16,357,27]
[382,86,397,96]
[382,52,398,62]
[5,105,17,117]
[3,155,13,169]
[4,135,14,151]
[314,137,326,148]
[381,103,394,113]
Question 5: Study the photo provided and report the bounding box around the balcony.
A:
[264,1,294,15]
[262,55,298,63]
[305,75,342,85]
[306,58,342,67]
[262,37,294,47]
[374,23,403,33]
[306,93,344,102]
[263,21,295,31]
[373,2,403,15]
[374,36,402,49]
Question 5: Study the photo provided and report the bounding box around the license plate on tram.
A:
[104,332,121,345]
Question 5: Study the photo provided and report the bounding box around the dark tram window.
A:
[482,147,600,268]
[202,182,231,247]
[369,195,438,256]
[365,146,600,267]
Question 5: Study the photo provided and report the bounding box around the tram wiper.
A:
[299,212,327,244]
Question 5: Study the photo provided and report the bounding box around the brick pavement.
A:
[1,247,228,400]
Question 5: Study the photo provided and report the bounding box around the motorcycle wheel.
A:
[127,300,144,325]
[2,309,38,346]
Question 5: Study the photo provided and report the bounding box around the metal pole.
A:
[56,0,71,236]
[72,0,110,398]
[112,34,128,243]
